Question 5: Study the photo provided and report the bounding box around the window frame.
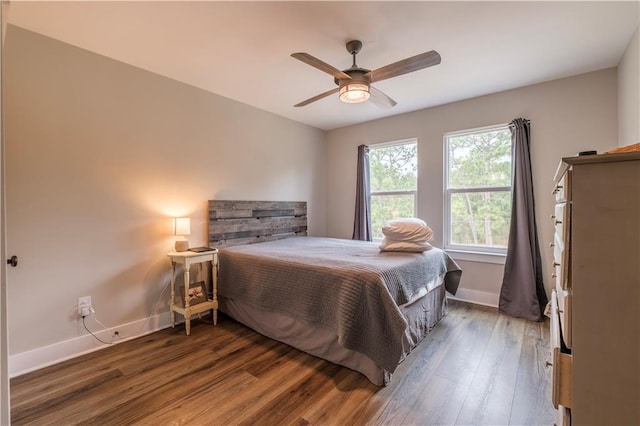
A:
[443,123,513,258]
[369,138,418,240]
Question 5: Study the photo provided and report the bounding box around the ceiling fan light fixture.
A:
[339,82,370,103]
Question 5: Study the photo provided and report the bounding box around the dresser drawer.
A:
[554,170,571,202]
[551,290,573,410]
[553,203,569,242]
[555,286,572,349]
[552,232,564,287]
[552,202,571,290]
[556,406,571,426]
[550,290,561,350]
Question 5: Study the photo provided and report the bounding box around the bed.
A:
[209,200,461,386]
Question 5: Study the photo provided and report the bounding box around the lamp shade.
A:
[174,217,191,236]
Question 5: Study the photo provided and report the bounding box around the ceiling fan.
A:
[291,40,441,109]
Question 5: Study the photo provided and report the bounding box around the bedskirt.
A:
[219,273,448,386]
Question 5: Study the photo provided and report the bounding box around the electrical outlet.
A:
[78,296,92,317]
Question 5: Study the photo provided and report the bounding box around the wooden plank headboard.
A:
[208,200,308,247]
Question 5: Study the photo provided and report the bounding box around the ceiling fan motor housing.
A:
[334,68,371,88]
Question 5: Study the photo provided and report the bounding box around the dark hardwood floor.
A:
[10,300,556,425]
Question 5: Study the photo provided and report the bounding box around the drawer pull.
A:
[552,273,557,278]
[546,360,553,367]
[553,262,561,267]
[549,243,555,248]
[551,215,556,219]
[555,220,562,225]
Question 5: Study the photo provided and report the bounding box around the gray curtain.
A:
[499,118,548,321]
[352,144,372,241]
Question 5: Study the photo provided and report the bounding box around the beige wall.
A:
[326,69,618,302]
[618,26,639,147]
[4,26,326,357]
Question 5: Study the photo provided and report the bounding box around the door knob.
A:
[6,255,17,267]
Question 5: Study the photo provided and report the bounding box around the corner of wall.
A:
[618,26,640,147]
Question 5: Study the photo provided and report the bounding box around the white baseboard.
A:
[9,311,175,378]
[448,288,499,308]
[10,289,498,378]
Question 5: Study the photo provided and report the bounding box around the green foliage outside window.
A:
[446,128,512,248]
[450,192,511,246]
[370,142,417,239]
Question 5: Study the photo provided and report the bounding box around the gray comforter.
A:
[217,237,461,373]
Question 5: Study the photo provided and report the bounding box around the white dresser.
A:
[550,151,640,425]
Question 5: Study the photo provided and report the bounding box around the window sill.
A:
[445,249,506,265]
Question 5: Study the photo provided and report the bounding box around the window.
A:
[370,140,417,239]
[444,125,512,255]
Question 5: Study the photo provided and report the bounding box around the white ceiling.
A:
[7,1,640,130]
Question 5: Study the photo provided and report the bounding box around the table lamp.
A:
[173,217,191,252]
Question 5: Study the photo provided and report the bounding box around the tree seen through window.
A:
[446,126,512,250]
[369,141,417,239]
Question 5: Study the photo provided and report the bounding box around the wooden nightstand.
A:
[167,249,219,335]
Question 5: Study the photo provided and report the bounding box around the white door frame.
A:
[1,2,10,424]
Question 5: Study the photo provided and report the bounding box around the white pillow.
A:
[382,218,433,242]
[379,238,433,252]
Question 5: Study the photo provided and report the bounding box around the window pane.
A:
[449,191,511,248]
[370,143,417,192]
[447,129,511,188]
[369,141,418,239]
[371,193,415,239]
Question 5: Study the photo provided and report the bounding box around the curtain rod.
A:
[509,119,531,128]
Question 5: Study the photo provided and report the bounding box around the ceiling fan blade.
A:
[366,50,441,83]
[291,52,352,81]
[369,86,397,109]
[294,87,340,107]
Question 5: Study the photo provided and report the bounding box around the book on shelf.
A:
[189,246,215,253]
